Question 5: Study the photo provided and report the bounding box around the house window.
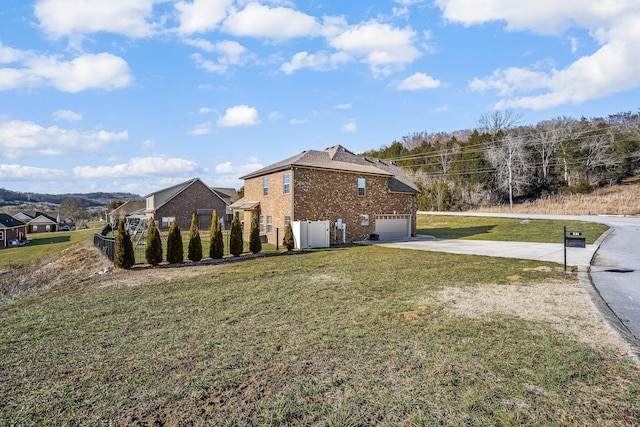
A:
[32,225,38,232]
[259,215,264,232]
[267,215,273,233]
[263,178,269,196]
[162,217,175,228]
[284,215,291,226]
[0,231,3,240]
[283,173,290,194]
[358,177,366,196]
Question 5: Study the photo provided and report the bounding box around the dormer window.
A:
[358,178,366,196]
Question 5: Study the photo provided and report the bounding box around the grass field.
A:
[0,228,99,267]
[1,240,639,425]
[417,215,609,244]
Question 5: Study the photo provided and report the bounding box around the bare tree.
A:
[60,198,88,226]
[533,117,575,184]
[486,132,530,208]
[436,138,461,177]
[477,109,523,143]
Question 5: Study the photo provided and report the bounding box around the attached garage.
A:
[375,214,412,241]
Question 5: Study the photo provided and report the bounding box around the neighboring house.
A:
[212,187,240,226]
[10,211,59,233]
[0,213,27,248]
[145,178,229,230]
[233,145,420,244]
[108,200,146,227]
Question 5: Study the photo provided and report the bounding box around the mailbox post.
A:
[564,226,586,272]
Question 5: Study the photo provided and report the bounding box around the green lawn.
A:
[1,244,638,425]
[0,228,98,267]
[417,214,609,244]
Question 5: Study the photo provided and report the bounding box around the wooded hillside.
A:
[363,110,640,211]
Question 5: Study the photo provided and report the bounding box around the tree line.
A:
[362,110,640,210]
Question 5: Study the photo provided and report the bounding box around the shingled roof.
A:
[240,145,419,194]
[0,213,26,229]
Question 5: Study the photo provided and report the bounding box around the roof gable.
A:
[146,178,225,211]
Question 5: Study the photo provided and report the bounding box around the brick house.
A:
[0,213,27,248]
[233,145,420,244]
[144,178,230,230]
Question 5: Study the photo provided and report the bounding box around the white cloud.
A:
[175,0,233,34]
[199,107,213,114]
[73,156,201,179]
[289,118,308,124]
[397,72,443,90]
[0,42,26,63]
[53,110,83,121]
[268,111,284,121]
[223,2,321,40]
[217,105,260,127]
[190,41,248,74]
[35,0,160,39]
[341,121,357,133]
[281,51,350,74]
[183,38,217,52]
[0,120,128,159]
[215,160,263,176]
[0,46,133,92]
[0,164,67,180]
[334,103,352,110]
[328,21,422,77]
[437,0,640,109]
[142,139,155,150]
[188,121,212,135]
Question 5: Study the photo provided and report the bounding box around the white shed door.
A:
[375,214,411,241]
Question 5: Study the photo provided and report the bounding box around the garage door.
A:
[375,214,411,241]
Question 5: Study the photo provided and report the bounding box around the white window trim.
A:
[358,177,366,197]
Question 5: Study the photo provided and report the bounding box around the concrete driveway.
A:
[378,234,599,267]
[374,212,640,352]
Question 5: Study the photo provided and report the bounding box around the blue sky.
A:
[2,0,640,196]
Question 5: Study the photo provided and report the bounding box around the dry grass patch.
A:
[475,178,640,216]
[0,244,112,302]
[427,276,630,356]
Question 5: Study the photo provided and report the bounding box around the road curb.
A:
[578,266,640,364]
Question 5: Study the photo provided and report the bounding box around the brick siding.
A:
[244,167,416,244]
[154,180,228,231]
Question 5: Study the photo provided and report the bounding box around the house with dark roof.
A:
[10,211,59,233]
[232,145,420,244]
[0,213,27,248]
[144,178,230,230]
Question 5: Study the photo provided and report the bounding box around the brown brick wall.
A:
[244,167,416,244]
[244,169,293,242]
[154,180,228,231]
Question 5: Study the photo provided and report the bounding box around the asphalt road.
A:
[383,212,640,341]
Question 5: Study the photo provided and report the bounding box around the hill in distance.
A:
[0,188,142,209]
